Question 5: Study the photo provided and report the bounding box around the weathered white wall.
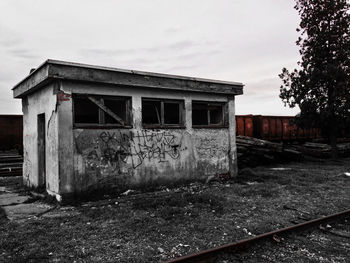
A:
[56,81,237,195]
[22,83,59,194]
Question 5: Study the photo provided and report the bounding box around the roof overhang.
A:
[12,59,244,98]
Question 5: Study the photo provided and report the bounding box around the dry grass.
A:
[1,158,350,262]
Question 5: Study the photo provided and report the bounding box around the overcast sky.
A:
[0,0,301,115]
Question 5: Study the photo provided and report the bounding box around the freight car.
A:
[236,115,322,141]
[0,115,23,152]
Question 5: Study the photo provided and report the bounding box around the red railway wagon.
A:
[236,115,254,138]
[253,115,322,141]
[236,115,322,141]
[0,115,23,151]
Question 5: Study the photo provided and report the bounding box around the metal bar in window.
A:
[161,101,164,125]
[221,106,224,125]
[207,105,211,125]
[179,101,182,124]
[87,96,125,126]
[126,99,131,124]
[99,98,105,124]
[155,103,161,124]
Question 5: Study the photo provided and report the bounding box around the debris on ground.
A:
[237,136,350,168]
[121,189,137,196]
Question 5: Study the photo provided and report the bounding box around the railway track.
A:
[167,209,350,263]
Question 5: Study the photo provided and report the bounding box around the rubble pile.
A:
[236,136,301,168]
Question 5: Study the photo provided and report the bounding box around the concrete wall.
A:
[56,81,237,195]
[22,83,59,194]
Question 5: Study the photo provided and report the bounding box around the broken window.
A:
[142,98,184,127]
[192,101,227,127]
[73,94,131,127]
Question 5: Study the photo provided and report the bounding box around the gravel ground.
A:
[0,158,349,262]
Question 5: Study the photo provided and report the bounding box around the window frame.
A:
[141,98,185,129]
[192,100,228,128]
[72,94,132,129]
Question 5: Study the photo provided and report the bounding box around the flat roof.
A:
[13,59,244,98]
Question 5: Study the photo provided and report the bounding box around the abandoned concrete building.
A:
[12,60,244,201]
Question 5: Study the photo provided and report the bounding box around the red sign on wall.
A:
[57,91,71,102]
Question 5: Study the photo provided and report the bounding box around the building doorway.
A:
[37,113,46,188]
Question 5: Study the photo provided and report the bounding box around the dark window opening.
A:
[209,105,223,124]
[73,94,131,127]
[192,101,226,127]
[104,98,127,124]
[164,102,180,124]
[192,104,208,125]
[142,100,161,124]
[142,98,184,127]
[74,97,99,124]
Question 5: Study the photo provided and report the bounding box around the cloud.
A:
[161,64,200,72]
[0,25,22,48]
[78,41,221,74]
[236,76,300,115]
[0,88,21,114]
[80,40,204,58]
[8,48,38,59]
[0,37,21,48]
[244,77,281,96]
[79,47,137,57]
[164,26,182,35]
[0,0,302,115]
[167,40,196,50]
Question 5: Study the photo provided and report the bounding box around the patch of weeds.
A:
[158,206,187,220]
[0,207,7,222]
[306,175,328,184]
[285,183,303,193]
[185,192,225,211]
[17,253,51,263]
[126,216,153,229]
[235,168,280,183]
[237,183,281,198]
[132,192,225,219]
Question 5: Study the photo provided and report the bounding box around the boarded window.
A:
[73,94,131,127]
[192,101,227,127]
[142,98,184,127]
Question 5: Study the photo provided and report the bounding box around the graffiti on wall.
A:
[84,130,183,172]
[195,137,228,159]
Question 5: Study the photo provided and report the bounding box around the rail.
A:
[166,209,350,263]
